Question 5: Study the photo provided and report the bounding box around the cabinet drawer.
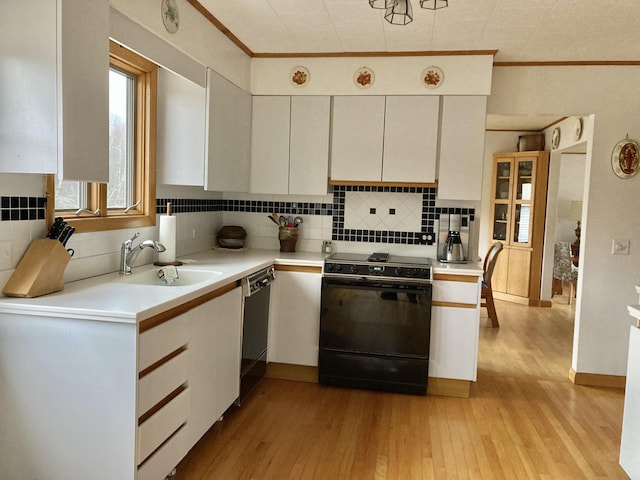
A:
[137,424,189,480]
[432,279,480,305]
[137,388,190,464]
[138,350,189,416]
[139,315,188,372]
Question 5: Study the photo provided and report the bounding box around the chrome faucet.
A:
[119,232,166,275]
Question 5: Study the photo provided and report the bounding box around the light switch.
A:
[612,239,630,255]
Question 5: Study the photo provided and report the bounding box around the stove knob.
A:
[334,264,342,272]
[349,265,358,274]
[395,267,403,276]
[408,268,418,277]
[325,263,334,272]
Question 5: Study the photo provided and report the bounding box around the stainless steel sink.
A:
[119,267,223,286]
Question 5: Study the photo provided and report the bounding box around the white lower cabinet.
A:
[430,274,482,381]
[269,267,322,367]
[186,285,243,448]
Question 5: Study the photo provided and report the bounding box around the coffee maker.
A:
[437,213,470,263]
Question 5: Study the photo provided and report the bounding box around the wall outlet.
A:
[611,238,630,255]
[0,241,11,270]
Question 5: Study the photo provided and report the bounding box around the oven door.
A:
[319,276,432,394]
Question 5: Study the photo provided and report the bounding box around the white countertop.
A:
[0,248,480,323]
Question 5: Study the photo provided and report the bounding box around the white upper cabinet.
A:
[250,96,330,195]
[330,96,439,184]
[157,68,206,186]
[438,95,487,200]
[330,96,385,182]
[289,96,330,195]
[250,96,291,194]
[205,69,252,192]
[1,0,109,181]
[382,96,440,183]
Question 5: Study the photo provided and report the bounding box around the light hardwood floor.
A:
[174,297,628,479]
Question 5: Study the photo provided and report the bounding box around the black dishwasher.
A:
[238,266,275,404]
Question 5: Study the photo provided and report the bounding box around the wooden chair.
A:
[481,242,504,328]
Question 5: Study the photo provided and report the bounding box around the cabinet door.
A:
[250,96,291,194]
[490,158,513,243]
[330,96,385,182]
[289,96,330,195]
[205,69,251,192]
[187,286,243,448]
[506,248,531,297]
[1,0,109,180]
[157,68,205,186]
[511,157,536,247]
[270,270,322,366]
[214,286,242,419]
[0,0,57,174]
[58,0,109,182]
[438,96,487,200]
[382,96,439,183]
[430,306,479,381]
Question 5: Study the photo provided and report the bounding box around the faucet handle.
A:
[123,232,140,247]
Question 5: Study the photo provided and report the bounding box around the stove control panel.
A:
[324,261,431,280]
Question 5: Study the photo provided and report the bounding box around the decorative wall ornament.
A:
[422,66,444,88]
[574,117,583,141]
[161,0,179,33]
[611,135,640,178]
[290,66,310,87]
[354,67,375,89]
[551,127,561,149]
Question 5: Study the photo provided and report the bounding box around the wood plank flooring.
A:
[174,297,628,479]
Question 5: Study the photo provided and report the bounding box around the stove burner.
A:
[367,252,389,262]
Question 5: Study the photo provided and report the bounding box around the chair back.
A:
[483,242,504,287]
[553,241,577,281]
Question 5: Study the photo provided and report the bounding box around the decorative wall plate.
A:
[354,67,375,89]
[161,0,179,33]
[551,127,561,149]
[422,66,444,89]
[290,66,310,87]
[611,137,640,178]
[574,117,583,141]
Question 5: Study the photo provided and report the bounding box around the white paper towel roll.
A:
[158,214,176,264]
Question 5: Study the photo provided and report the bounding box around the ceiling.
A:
[195,0,640,63]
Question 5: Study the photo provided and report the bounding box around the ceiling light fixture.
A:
[370,0,447,25]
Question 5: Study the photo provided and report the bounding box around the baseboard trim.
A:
[266,363,472,398]
[539,300,552,308]
[427,378,471,398]
[569,368,626,389]
[266,362,318,383]
[493,292,530,305]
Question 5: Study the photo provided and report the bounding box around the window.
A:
[47,40,157,233]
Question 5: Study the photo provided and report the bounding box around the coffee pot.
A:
[437,213,469,264]
[446,231,464,262]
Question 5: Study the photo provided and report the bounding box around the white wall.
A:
[555,154,586,244]
[489,66,640,377]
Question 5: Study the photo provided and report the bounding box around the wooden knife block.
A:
[2,239,71,298]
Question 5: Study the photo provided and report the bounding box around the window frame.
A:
[46,40,157,233]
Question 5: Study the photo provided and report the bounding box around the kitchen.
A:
[1,0,640,479]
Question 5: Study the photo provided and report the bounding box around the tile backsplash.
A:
[1,177,476,288]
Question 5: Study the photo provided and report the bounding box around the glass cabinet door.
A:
[491,160,512,242]
[512,158,535,246]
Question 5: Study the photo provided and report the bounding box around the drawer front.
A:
[137,388,190,465]
[137,424,189,480]
[138,350,189,416]
[139,315,188,372]
[432,279,480,305]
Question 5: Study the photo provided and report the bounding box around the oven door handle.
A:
[322,277,431,295]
